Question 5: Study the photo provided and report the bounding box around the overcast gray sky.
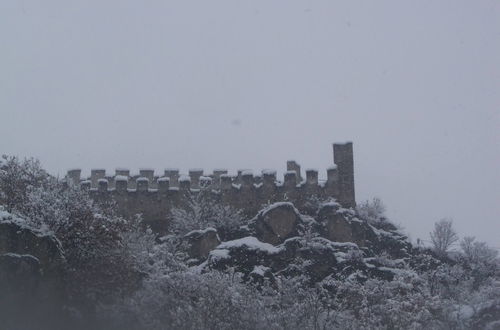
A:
[1,0,499,246]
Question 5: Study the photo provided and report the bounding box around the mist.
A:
[1,0,499,246]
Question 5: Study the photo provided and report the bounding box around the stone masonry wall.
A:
[65,143,355,232]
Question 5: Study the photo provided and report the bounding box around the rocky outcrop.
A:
[184,227,221,259]
[206,234,405,283]
[0,212,64,273]
[316,202,411,259]
[203,201,416,283]
[208,236,283,276]
[0,211,66,330]
[317,202,375,247]
[251,202,302,245]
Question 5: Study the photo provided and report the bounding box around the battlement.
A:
[65,143,355,232]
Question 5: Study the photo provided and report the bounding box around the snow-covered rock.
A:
[0,211,64,271]
[184,227,221,259]
[317,202,376,247]
[202,201,418,283]
[0,211,65,328]
[251,202,302,245]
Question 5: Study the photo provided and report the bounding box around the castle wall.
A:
[68,143,356,233]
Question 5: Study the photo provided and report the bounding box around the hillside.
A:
[0,155,498,330]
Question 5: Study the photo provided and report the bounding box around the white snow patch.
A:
[261,202,299,215]
[261,169,277,175]
[190,260,208,273]
[313,237,359,249]
[218,237,282,254]
[179,175,191,182]
[209,249,231,261]
[321,201,341,208]
[337,207,356,216]
[2,253,40,263]
[369,224,398,238]
[335,252,347,262]
[0,210,30,229]
[251,265,270,276]
[185,227,217,238]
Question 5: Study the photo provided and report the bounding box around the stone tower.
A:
[333,142,355,208]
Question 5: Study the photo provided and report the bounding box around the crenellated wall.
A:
[65,143,355,233]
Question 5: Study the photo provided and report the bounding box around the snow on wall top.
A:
[64,143,356,207]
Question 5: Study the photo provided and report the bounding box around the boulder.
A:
[277,237,344,282]
[0,212,64,273]
[184,227,221,259]
[0,211,65,329]
[317,203,374,247]
[248,265,275,285]
[207,236,284,278]
[253,202,301,245]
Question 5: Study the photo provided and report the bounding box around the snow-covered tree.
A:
[0,155,142,317]
[169,188,246,241]
[0,155,51,212]
[430,218,459,255]
[21,184,141,315]
[356,197,386,224]
[460,236,498,265]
